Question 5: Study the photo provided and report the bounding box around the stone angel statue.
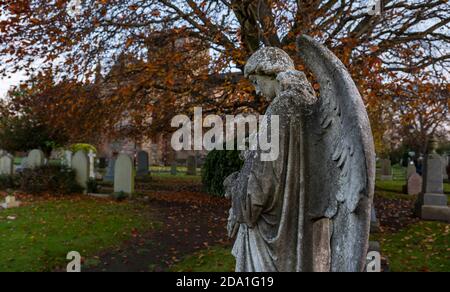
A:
[224,35,376,272]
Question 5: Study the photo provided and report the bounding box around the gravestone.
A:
[1,196,20,209]
[0,154,14,176]
[415,139,450,222]
[27,149,45,169]
[380,159,392,180]
[19,157,28,170]
[114,154,135,195]
[370,206,380,234]
[406,163,416,180]
[136,151,150,177]
[408,173,422,196]
[72,151,89,192]
[88,150,96,179]
[369,206,381,262]
[442,156,449,180]
[62,150,73,169]
[104,158,116,182]
[186,155,197,176]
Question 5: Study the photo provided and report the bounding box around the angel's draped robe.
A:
[228,73,330,272]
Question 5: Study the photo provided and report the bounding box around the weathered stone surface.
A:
[415,148,450,222]
[136,151,150,177]
[88,150,96,179]
[370,206,380,233]
[407,173,422,196]
[27,149,45,169]
[442,156,449,180]
[423,193,448,206]
[421,205,450,223]
[0,154,14,176]
[422,154,444,194]
[406,163,416,180]
[72,151,89,191]
[114,154,135,195]
[63,150,73,168]
[380,159,392,180]
[1,196,20,209]
[368,241,381,253]
[225,36,375,272]
[19,157,28,170]
[312,218,332,272]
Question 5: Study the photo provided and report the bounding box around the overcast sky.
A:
[0,71,26,99]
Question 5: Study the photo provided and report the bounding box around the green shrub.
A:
[202,149,243,197]
[70,144,97,154]
[0,175,18,190]
[17,165,83,195]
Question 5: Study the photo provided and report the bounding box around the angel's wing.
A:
[297,35,376,272]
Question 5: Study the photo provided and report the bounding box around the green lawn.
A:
[151,172,202,182]
[372,221,450,272]
[0,197,159,272]
[170,246,235,272]
[376,179,450,202]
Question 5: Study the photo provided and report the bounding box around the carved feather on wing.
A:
[297,35,376,272]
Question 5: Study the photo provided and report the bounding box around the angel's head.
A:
[244,47,295,101]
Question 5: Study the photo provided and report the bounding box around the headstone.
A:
[64,150,73,168]
[407,173,422,196]
[370,206,380,233]
[136,151,150,177]
[104,158,116,182]
[88,150,96,179]
[114,154,135,195]
[380,159,392,180]
[0,154,14,176]
[406,163,416,180]
[27,149,45,169]
[423,155,444,194]
[19,157,28,170]
[72,151,89,191]
[1,196,20,209]
[415,139,450,222]
[368,209,382,270]
[186,155,197,176]
[442,156,449,180]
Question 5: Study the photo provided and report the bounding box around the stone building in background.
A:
[95,31,210,166]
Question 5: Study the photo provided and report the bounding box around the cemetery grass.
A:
[372,221,450,272]
[0,196,159,272]
[152,172,202,182]
[376,180,450,201]
[170,246,235,272]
